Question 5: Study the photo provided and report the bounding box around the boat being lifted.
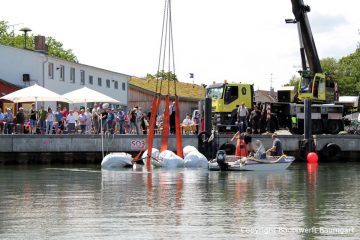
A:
[209,140,295,171]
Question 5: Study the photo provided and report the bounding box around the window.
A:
[80,70,85,85]
[70,67,75,83]
[122,82,126,91]
[224,86,238,104]
[59,65,65,81]
[98,77,102,86]
[48,63,54,79]
[106,79,110,88]
[89,75,93,85]
[114,81,118,89]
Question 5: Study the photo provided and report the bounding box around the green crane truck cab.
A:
[206,82,254,132]
[298,71,338,103]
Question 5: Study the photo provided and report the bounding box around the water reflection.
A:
[0,163,358,239]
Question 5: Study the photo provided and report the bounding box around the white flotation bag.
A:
[141,148,160,166]
[101,152,133,169]
[184,150,209,168]
[159,150,184,168]
[183,145,198,158]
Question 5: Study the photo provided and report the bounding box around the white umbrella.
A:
[62,86,120,104]
[0,84,71,108]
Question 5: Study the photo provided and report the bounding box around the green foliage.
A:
[286,49,360,96]
[321,57,339,76]
[152,70,177,81]
[130,76,205,99]
[284,75,300,92]
[337,49,360,95]
[0,20,78,62]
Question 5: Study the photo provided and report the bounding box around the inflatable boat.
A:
[209,145,295,171]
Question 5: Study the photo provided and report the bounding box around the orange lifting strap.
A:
[160,95,170,152]
[174,96,183,158]
[146,95,160,167]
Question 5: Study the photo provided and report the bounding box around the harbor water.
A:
[0,162,359,239]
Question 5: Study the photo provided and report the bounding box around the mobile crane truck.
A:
[205,0,356,135]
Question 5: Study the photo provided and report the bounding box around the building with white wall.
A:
[0,42,129,110]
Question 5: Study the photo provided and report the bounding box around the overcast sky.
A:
[1,0,359,90]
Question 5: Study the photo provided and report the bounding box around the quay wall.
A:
[0,134,359,163]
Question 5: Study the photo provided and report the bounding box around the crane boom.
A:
[291,0,322,73]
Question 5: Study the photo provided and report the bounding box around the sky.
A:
[1,0,359,91]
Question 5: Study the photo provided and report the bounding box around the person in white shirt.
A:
[78,109,88,134]
[182,113,195,134]
[237,102,249,132]
[46,108,55,134]
[66,111,76,134]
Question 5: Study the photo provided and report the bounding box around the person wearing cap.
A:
[266,133,283,156]
[129,107,138,134]
[16,107,25,134]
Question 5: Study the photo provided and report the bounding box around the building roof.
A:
[0,43,131,77]
[129,77,205,100]
[0,79,21,97]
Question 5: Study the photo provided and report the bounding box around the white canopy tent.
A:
[0,84,71,109]
[62,87,120,108]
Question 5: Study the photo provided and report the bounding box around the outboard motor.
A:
[216,150,228,171]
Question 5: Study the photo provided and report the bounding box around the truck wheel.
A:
[326,120,342,134]
[312,120,323,134]
[321,143,341,161]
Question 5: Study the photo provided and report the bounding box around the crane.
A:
[289,0,338,103]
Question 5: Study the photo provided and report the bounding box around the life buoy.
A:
[235,139,247,158]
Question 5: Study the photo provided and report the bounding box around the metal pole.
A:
[24,32,27,49]
[304,99,313,153]
[204,97,212,135]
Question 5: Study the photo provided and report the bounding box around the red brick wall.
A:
[0,80,21,112]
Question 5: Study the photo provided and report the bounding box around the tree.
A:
[284,74,300,92]
[147,71,177,81]
[320,57,339,76]
[337,49,360,95]
[0,20,78,62]
[285,49,360,96]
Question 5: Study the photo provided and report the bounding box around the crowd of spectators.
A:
[237,102,279,134]
[0,103,202,135]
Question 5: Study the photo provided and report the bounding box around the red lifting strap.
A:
[146,96,160,167]
[174,96,183,158]
[160,95,170,152]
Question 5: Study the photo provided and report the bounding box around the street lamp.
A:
[19,27,32,49]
